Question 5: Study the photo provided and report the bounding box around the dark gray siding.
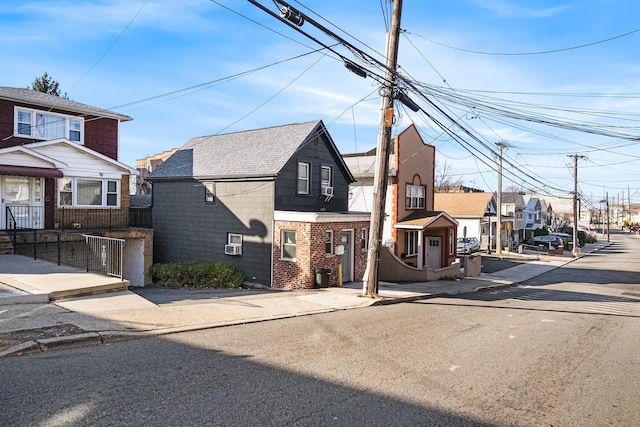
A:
[274,134,350,212]
[152,179,275,285]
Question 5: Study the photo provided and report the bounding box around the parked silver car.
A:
[457,237,480,254]
[531,235,563,248]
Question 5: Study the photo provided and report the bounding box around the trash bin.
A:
[315,268,331,288]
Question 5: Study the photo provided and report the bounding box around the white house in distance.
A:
[434,192,497,250]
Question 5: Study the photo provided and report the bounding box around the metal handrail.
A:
[83,234,125,279]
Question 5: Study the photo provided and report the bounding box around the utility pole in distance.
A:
[568,154,586,257]
[606,191,610,242]
[363,0,403,297]
[495,142,507,256]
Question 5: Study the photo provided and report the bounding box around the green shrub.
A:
[534,227,549,237]
[150,261,244,288]
[577,230,587,247]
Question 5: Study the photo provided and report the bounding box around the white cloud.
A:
[473,1,568,18]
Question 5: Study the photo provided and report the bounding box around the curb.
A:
[2,245,614,358]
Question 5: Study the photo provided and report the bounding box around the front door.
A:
[0,176,44,230]
[341,230,353,283]
[426,236,442,269]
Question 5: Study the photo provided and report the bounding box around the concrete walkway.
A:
[0,243,611,357]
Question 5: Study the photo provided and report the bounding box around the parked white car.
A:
[457,237,480,254]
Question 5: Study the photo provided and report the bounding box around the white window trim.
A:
[228,233,243,245]
[406,184,426,209]
[204,182,215,203]
[449,229,455,255]
[57,177,120,208]
[14,106,85,144]
[321,165,332,188]
[297,162,310,195]
[281,230,297,261]
[405,230,418,256]
[361,228,369,251]
[325,230,334,256]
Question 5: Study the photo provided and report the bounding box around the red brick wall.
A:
[273,221,312,289]
[85,117,119,160]
[273,220,369,289]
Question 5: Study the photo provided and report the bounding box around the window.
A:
[406,185,425,209]
[228,234,243,245]
[204,182,215,203]
[282,230,297,260]
[15,107,84,144]
[405,230,418,256]
[325,230,334,255]
[361,228,368,250]
[106,181,118,206]
[17,110,31,135]
[4,177,30,203]
[449,229,455,255]
[297,162,310,194]
[34,178,42,203]
[69,119,82,142]
[228,233,242,246]
[57,178,120,207]
[321,166,332,188]
[77,179,102,206]
[59,178,73,206]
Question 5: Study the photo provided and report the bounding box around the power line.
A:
[406,27,640,56]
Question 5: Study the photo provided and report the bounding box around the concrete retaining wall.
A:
[378,246,461,282]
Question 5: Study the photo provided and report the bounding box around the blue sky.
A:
[2,0,639,207]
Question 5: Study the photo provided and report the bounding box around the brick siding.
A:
[273,220,369,289]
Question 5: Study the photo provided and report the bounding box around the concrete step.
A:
[49,280,130,301]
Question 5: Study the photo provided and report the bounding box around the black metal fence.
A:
[4,206,152,231]
[11,230,124,278]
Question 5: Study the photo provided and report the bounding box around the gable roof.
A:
[0,138,137,177]
[0,86,131,122]
[394,210,458,229]
[150,120,354,182]
[342,154,396,179]
[501,192,524,204]
[434,192,496,217]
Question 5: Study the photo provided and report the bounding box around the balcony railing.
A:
[4,206,152,231]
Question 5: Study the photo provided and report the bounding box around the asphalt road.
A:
[1,233,638,426]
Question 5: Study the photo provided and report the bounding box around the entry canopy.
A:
[0,164,63,178]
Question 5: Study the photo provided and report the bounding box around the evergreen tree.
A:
[29,72,67,98]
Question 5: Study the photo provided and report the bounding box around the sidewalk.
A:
[0,242,611,357]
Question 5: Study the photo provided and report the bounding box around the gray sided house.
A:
[149,120,369,288]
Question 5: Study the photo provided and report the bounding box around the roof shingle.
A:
[0,86,131,121]
[150,120,328,179]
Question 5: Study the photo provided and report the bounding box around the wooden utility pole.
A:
[606,191,610,242]
[569,154,586,257]
[495,142,506,256]
[363,0,403,297]
[629,185,632,222]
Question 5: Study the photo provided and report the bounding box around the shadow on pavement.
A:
[1,326,498,426]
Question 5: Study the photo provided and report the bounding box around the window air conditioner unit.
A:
[224,244,242,256]
[321,186,334,197]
